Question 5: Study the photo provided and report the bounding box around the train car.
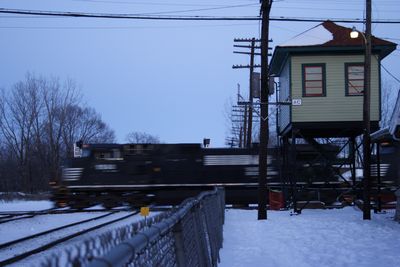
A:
[370,90,400,208]
[52,139,398,209]
[52,143,268,208]
[389,90,400,141]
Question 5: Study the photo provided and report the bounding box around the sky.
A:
[0,0,399,147]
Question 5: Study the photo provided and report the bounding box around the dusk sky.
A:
[1,0,399,146]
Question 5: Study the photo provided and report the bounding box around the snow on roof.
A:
[277,20,396,48]
[280,24,333,47]
[269,21,397,75]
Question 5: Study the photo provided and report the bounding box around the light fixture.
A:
[350,26,359,39]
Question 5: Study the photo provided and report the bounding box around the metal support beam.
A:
[291,129,299,214]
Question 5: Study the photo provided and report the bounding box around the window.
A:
[346,63,364,96]
[302,64,326,97]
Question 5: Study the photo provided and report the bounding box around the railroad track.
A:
[0,207,63,225]
[0,206,133,225]
[0,210,139,266]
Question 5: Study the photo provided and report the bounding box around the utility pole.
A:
[233,38,260,148]
[247,38,256,148]
[258,0,272,220]
[363,0,372,220]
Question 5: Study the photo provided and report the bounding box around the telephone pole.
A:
[363,0,372,220]
[258,0,272,220]
[233,38,261,148]
[247,38,256,148]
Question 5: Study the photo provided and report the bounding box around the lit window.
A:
[346,63,364,96]
[302,64,326,97]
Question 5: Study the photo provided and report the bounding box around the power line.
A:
[383,37,400,42]
[0,8,259,21]
[0,23,259,30]
[382,64,400,84]
[69,0,250,7]
[124,3,258,16]
[280,0,398,4]
[272,5,400,13]
[1,8,400,23]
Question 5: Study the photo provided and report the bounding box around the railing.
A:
[39,188,225,267]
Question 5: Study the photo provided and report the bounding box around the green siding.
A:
[290,55,380,123]
[279,59,291,132]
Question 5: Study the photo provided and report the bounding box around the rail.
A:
[89,187,225,267]
[1,212,139,266]
[38,187,225,267]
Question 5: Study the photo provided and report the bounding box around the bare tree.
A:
[381,80,399,128]
[224,95,266,148]
[0,74,43,192]
[62,105,115,156]
[0,73,116,192]
[125,132,160,144]
[224,97,249,147]
[35,77,82,184]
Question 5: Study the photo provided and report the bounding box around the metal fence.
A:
[39,188,225,267]
[395,189,400,222]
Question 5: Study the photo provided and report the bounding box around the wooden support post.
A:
[363,0,372,220]
[257,0,272,220]
[247,38,255,148]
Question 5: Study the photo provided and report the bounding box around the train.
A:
[51,139,399,209]
[52,89,400,209]
[52,143,269,208]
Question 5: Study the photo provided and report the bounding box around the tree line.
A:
[0,74,115,193]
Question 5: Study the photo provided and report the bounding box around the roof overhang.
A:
[269,44,397,76]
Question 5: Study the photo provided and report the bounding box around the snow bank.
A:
[0,200,53,212]
[219,208,400,267]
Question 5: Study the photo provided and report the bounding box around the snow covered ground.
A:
[0,200,53,212]
[219,208,400,267]
[0,200,153,266]
[2,200,399,267]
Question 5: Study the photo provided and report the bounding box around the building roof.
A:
[270,21,397,76]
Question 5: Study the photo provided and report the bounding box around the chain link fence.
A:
[395,189,400,221]
[39,188,225,267]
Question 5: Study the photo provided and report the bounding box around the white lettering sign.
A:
[292,99,302,106]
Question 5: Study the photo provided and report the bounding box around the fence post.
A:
[45,188,224,267]
[395,189,400,222]
[172,221,186,267]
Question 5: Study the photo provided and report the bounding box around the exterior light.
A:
[350,27,359,39]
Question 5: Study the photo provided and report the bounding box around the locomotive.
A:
[52,139,399,209]
[52,143,274,208]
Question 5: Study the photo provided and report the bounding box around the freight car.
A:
[52,143,274,208]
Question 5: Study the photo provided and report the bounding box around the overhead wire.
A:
[0,8,399,23]
[382,64,400,84]
[0,22,259,30]
[272,5,399,13]
[126,3,259,16]
[69,0,253,7]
